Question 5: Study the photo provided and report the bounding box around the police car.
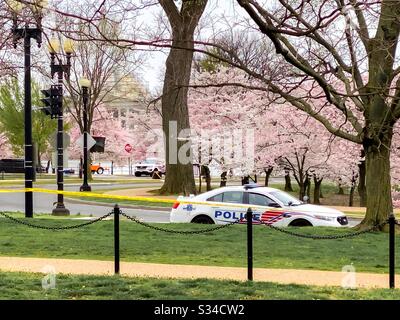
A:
[170,184,348,227]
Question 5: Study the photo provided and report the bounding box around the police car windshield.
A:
[143,159,157,164]
[269,191,303,206]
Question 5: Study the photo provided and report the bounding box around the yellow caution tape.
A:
[0,189,28,193]
[0,187,287,212]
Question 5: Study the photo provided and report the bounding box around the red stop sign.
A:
[125,144,132,153]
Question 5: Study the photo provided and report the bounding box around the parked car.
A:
[0,159,45,173]
[133,158,165,177]
[91,164,106,174]
[170,184,348,227]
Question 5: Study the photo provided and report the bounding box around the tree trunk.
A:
[337,178,344,195]
[158,0,207,196]
[205,166,211,191]
[349,172,357,207]
[220,171,227,187]
[201,165,211,191]
[298,182,305,200]
[284,170,293,192]
[241,175,250,185]
[305,175,311,201]
[358,151,367,207]
[313,176,323,205]
[264,167,273,186]
[360,141,393,228]
[198,165,202,193]
[349,186,355,207]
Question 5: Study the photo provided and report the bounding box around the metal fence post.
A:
[389,213,395,289]
[246,207,253,281]
[114,204,120,275]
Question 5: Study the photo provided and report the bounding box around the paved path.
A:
[0,256,396,289]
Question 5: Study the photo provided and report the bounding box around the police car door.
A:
[213,191,247,223]
[247,192,283,225]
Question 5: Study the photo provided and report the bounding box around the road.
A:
[0,177,360,226]
[0,181,170,222]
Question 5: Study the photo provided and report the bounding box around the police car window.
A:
[222,191,243,204]
[249,193,277,206]
[208,193,223,202]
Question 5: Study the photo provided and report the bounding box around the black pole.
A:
[114,204,120,275]
[24,33,33,218]
[11,0,43,218]
[389,213,395,289]
[51,54,69,215]
[246,207,253,281]
[52,82,69,215]
[79,157,83,179]
[80,85,91,191]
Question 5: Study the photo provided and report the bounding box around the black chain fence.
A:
[0,211,113,230]
[120,211,241,234]
[0,207,398,287]
[0,209,390,238]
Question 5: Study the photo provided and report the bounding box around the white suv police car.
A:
[170,184,348,227]
[133,158,165,177]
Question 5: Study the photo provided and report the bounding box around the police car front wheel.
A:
[191,215,214,224]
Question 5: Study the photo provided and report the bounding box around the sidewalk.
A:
[0,256,397,289]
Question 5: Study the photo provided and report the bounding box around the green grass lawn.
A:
[1,271,399,300]
[0,217,397,274]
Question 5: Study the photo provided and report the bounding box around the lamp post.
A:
[9,0,46,218]
[47,37,73,215]
[79,78,91,192]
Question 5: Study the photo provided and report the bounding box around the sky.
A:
[133,0,245,95]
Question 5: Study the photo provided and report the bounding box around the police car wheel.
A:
[191,215,214,224]
[289,219,313,227]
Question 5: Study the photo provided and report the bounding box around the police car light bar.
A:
[243,183,261,190]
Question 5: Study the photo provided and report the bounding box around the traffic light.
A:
[40,85,62,118]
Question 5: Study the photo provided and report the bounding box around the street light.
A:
[9,0,45,218]
[47,37,73,216]
[79,77,92,192]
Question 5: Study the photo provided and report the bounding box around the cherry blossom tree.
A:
[188,67,362,204]
[218,0,400,228]
[68,105,132,165]
[0,133,13,158]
